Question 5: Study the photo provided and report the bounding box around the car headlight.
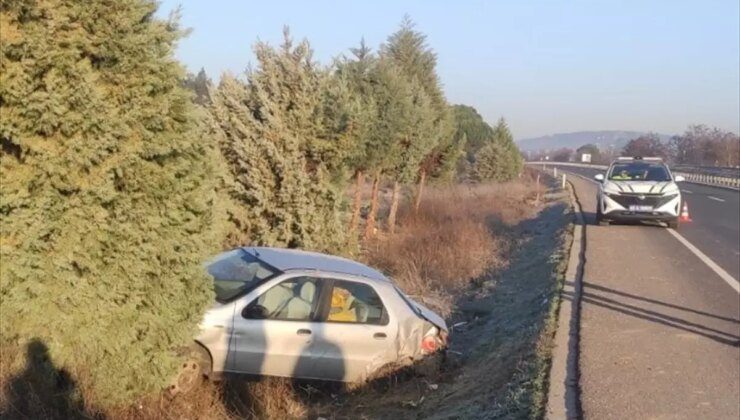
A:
[662,193,679,201]
[661,187,679,196]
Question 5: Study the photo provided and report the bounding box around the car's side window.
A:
[327,280,388,325]
[244,277,319,321]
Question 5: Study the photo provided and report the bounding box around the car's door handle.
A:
[373,332,387,339]
[297,329,312,336]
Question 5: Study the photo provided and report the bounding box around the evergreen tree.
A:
[335,40,381,235]
[361,58,413,238]
[210,29,346,251]
[183,67,212,105]
[451,104,495,162]
[473,118,522,182]
[473,141,509,181]
[0,0,217,405]
[381,16,452,211]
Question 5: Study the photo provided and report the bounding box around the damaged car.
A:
[171,247,448,393]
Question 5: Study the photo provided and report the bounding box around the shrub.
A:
[0,0,217,405]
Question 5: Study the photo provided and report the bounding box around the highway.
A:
[557,169,740,419]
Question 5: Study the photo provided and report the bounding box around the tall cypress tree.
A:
[210,29,346,251]
[368,59,418,235]
[0,0,217,405]
[381,16,452,210]
[336,40,379,235]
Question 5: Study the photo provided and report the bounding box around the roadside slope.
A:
[569,176,740,419]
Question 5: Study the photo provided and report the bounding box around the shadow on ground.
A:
[0,339,103,420]
[563,282,740,347]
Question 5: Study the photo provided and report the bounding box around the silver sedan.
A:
[171,247,448,393]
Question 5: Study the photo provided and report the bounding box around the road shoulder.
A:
[546,180,586,420]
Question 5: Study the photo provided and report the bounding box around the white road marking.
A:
[681,189,693,194]
[667,229,740,293]
[707,196,725,202]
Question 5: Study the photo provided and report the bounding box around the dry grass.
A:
[364,180,538,317]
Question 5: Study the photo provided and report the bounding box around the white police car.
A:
[594,157,685,228]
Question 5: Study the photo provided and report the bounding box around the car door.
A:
[310,278,399,382]
[229,276,323,378]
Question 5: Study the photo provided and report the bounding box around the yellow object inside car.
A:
[328,287,357,322]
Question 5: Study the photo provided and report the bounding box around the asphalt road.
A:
[552,165,740,280]
[568,175,740,419]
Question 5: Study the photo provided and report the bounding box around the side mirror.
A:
[674,175,685,182]
[242,304,268,319]
[594,174,605,181]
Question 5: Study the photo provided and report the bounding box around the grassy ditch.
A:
[0,174,572,419]
[321,178,573,419]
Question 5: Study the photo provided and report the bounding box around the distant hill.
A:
[516,130,672,152]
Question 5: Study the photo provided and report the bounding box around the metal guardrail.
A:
[672,165,740,178]
[672,172,740,189]
[526,162,740,190]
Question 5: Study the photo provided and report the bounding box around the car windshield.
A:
[608,162,671,182]
[206,249,279,302]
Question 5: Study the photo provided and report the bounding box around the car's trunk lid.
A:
[406,297,447,332]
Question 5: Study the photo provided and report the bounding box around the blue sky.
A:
[157,0,739,139]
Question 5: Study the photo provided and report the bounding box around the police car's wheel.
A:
[667,218,679,229]
[596,201,609,226]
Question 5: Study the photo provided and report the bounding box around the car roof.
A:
[241,247,389,282]
[612,156,664,163]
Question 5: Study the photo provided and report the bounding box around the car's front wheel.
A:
[168,345,211,396]
[596,199,609,226]
[667,218,680,229]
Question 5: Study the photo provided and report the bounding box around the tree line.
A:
[536,125,739,166]
[0,1,522,407]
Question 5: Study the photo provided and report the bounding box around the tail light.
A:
[421,335,438,353]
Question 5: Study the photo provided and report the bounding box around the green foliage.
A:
[210,30,347,252]
[381,16,453,183]
[336,40,394,178]
[473,118,523,182]
[473,141,510,181]
[183,68,213,105]
[0,0,217,405]
[431,131,467,183]
[451,104,495,162]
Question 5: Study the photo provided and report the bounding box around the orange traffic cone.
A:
[679,201,692,223]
